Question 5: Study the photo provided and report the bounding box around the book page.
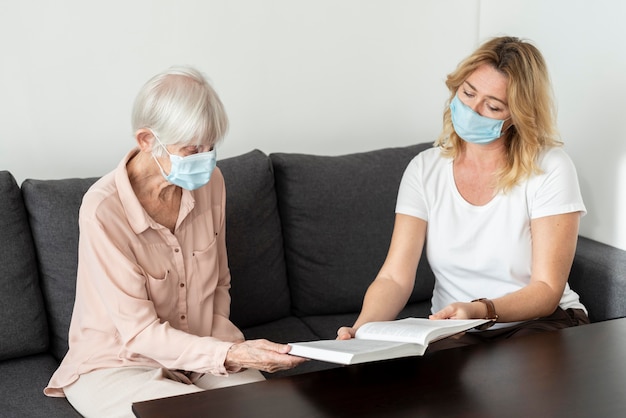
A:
[355,318,488,345]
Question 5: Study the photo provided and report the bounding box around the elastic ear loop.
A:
[149,130,172,177]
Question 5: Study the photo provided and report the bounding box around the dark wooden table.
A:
[133,318,626,418]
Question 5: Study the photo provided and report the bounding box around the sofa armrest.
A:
[568,236,626,322]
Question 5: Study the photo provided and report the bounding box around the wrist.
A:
[224,344,242,372]
[471,300,488,318]
[471,298,498,330]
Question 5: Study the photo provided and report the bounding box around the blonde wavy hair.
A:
[435,36,562,192]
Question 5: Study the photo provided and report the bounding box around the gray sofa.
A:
[2,142,625,417]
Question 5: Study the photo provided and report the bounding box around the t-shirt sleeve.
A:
[395,155,429,221]
[529,147,587,219]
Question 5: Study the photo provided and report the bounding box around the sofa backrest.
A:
[18,149,290,360]
[217,150,292,329]
[21,177,98,361]
[271,143,436,317]
[0,171,49,361]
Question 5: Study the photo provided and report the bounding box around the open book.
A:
[288,318,489,365]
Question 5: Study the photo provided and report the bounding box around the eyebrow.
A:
[464,81,508,106]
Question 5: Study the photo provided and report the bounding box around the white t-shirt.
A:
[396,146,587,317]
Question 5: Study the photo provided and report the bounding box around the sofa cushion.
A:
[300,300,433,341]
[0,353,82,417]
[0,171,48,361]
[241,316,333,379]
[569,236,626,322]
[21,177,98,361]
[241,316,319,344]
[271,143,435,316]
[217,150,291,328]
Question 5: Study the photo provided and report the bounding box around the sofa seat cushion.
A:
[241,316,319,344]
[270,143,435,316]
[299,312,361,341]
[217,150,291,329]
[0,353,81,417]
[300,300,433,341]
[241,316,339,378]
[0,171,48,361]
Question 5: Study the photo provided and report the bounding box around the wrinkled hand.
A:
[336,326,356,340]
[429,302,480,320]
[224,339,307,373]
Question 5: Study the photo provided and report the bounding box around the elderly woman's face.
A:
[456,64,511,122]
[152,138,215,176]
[161,142,214,157]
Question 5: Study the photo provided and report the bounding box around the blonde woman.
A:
[338,36,589,349]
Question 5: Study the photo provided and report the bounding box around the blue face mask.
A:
[449,94,508,144]
[152,135,217,191]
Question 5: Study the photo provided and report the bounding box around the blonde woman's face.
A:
[456,64,511,122]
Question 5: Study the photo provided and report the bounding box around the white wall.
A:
[1,0,624,250]
[479,0,626,255]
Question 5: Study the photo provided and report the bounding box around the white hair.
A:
[131,66,228,157]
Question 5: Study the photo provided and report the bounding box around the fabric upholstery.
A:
[0,171,48,360]
[569,236,626,322]
[0,353,81,417]
[217,150,292,329]
[241,316,319,344]
[21,177,98,361]
[240,316,328,379]
[4,143,626,417]
[271,143,434,316]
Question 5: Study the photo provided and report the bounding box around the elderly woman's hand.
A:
[224,339,307,373]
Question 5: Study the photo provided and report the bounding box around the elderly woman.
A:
[45,66,304,417]
[338,36,589,348]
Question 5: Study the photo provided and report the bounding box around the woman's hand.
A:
[429,301,485,320]
[336,326,357,340]
[224,339,307,373]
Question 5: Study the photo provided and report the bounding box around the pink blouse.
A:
[45,149,243,397]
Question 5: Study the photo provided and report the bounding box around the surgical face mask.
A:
[152,135,217,191]
[449,94,508,145]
